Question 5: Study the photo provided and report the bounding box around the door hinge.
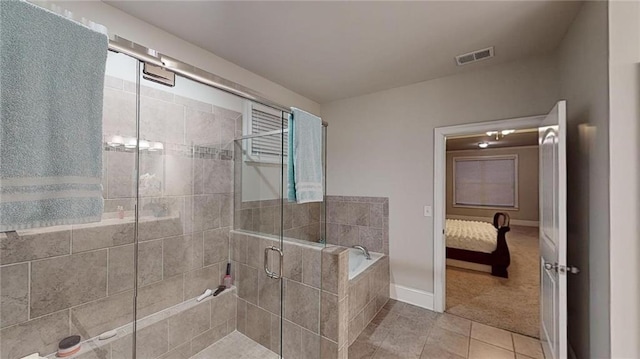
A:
[544,262,580,274]
[143,63,175,87]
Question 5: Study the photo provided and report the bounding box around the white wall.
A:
[322,55,558,300]
[45,0,320,115]
[556,2,610,358]
[608,1,640,357]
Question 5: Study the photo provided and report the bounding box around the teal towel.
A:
[0,0,108,231]
[288,108,323,203]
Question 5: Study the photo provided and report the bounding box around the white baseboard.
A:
[390,283,434,311]
[447,214,539,227]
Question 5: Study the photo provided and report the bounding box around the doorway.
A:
[443,128,541,337]
[432,115,545,333]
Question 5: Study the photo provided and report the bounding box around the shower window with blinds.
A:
[244,102,287,163]
[453,155,519,209]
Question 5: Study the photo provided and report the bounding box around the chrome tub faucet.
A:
[352,245,371,260]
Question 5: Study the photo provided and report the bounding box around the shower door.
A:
[133,61,283,358]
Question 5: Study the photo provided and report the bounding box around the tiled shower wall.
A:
[0,75,241,359]
[230,231,349,358]
[325,196,389,254]
[234,200,322,242]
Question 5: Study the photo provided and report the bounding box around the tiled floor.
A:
[192,299,544,359]
[349,299,545,359]
[191,331,279,359]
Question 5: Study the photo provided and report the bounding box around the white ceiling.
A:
[105,1,582,103]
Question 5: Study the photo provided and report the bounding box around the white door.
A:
[539,101,567,359]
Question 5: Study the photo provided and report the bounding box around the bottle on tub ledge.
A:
[196,263,232,302]
[223,262,232,288]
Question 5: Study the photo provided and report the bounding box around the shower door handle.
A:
[264,246,283,279]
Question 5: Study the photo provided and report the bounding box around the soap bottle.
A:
[223,263,232,288]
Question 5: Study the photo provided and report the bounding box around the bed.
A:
[445,213,511,278]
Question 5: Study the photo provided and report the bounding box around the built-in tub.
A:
[347,249,390,345]
[348,248,384,280]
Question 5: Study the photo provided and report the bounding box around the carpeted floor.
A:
[446,225,540,338]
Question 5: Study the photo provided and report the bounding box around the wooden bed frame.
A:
[445,212,511,278]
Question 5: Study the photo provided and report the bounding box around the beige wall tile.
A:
[184,265,220,300]
[70,290,134,338]
[107,151,135,198]
[302,247,322,288]
[258,267,281,315]
[185,108,219,146]
[320,291,338,342]
[0,263,29,328]
[137,217,184,242]
[302,327,321,359]
[72,222,135,253]
[164,155,194,196]
[138,239,163,286]
[237,263,259,305]
[73,346,111,359]
[112,319,169,359]
[204,160,232,194]
[246,302,272,349]
[31,250,107,317]
[321,247,343,297]
[168,302,211,349]
[348,203,370,226]
[175,95,212,113]
[284,279,320,333]
[136,274,184,318]
[282,319,302,359]
[211,291,236,328]
[0,309,70,359]
[102,87,136,137]
[108,244,134,295]
[270,313,281,353]
[192,195,222,232]
[282,242,302,282]
[0,228,70,265]
[139,96,184,145]
[203,228,229,266]
[246,234,267,269]
[191,322,227,355]
[327,201,348,225]
[163,234,203,278]
[236,297,247,334]
[349,311,364,346]
[320,337,338,359]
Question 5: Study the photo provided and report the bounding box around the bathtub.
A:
[348,247,384,280]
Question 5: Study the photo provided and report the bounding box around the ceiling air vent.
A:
[455,47,495,66]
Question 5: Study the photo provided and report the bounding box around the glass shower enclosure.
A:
[0,44,327,359]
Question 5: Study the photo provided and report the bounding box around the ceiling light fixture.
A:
[486,129,515,140]
[478,142,489,149]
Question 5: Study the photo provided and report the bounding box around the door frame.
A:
[432,114,546,312]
